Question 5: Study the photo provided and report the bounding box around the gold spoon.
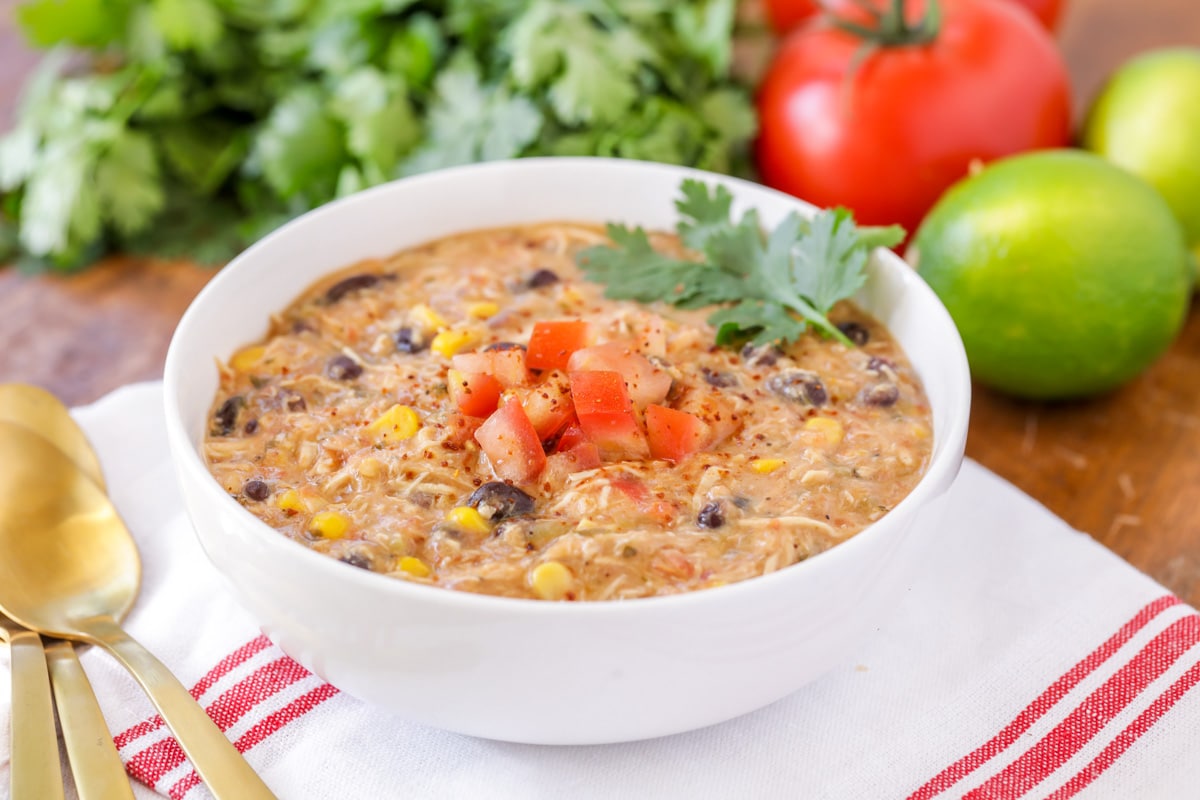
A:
[0,383,134,800]
[0,422,277,799]
[0,613,63,800]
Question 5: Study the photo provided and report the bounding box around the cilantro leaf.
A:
[96,129,165,236]
[402,62,541,175]
[505,2,656,125]
[250,87,346,203]
[328,67,421,180]
[151,0,223,52]
[577,181,905,348]
[17,0,130,48]
[675,178,734,251]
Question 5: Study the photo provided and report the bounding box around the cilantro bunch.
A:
[0,0,755,271]
[577,180,905,347]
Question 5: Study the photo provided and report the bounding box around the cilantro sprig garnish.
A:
[576,180,905,348]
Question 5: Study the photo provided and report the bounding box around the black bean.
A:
[527,269,559,288]
[742,343,783,367]
[212,396,244,436]
[837,321,870,346]
[324,274,380,303]
[243,418,259,435]
[393,327,426,354]
[702,367,737,388]
[697,501,726,529]
[466,482,536,520]
[339,552,373,570]
[861,383,900,407]
[326,354,364,381]
[866,356,898,378]
[286,394,307,412]
[243,479,270,502]
[485,341,526,352]
[766,370,827,406]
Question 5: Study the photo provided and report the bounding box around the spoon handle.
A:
[6,628,66,800]
[83,619,277,800]
[44,640,136,800]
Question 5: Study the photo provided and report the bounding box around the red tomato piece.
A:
[569,370,649,460]
[504,370,576,441]
[474,398,547,483]
[644,404,712,463]
[526,321,591,371]
[756,0,1071,235]
[448,369,503,418]
[443,413,483,448]
[553,421,588,453]
[452,349,530,387]
[567,342,673,408]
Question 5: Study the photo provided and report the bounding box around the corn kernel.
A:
[530,561,573,600]
[445,506,492,536]
[805,417,845,445]
[750,458,786,474]
[431,328,481,358]
[309,510,349,540]
[410,304,448,331]
[230,346,266,373]
[398,556,431,578]
[368,404,421,441]
[466,301,500,320]
[911,423,931,440]
[277,489,307,513]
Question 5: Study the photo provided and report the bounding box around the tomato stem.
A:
[830,0,942,47]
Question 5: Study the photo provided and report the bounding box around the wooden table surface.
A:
[2,0,1199,605]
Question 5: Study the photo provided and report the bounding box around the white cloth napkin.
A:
[2,382,1199,800]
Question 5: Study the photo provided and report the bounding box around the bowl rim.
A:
[163,156,971,617]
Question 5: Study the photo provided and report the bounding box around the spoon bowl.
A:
[0,384,105,490]
[0,421,276,798]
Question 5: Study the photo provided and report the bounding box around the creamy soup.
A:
[203,224,932,600]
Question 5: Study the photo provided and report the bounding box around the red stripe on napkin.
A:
[907,595,1180,800]
[204,655,313,731]
[125,737,187,790]
[1046,659,1200,799]
[116,636,339,797]
[114,634,273,750]
[964,612,1200,799]
[190,634,272,698]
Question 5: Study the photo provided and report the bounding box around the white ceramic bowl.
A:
[163,158,970,745]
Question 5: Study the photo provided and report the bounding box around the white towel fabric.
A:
[1,382,1198,800]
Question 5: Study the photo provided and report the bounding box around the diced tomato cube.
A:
[452,349,530,387]
[474,398,547,483]
[526,320,591,371]
[447,369,503,418]
[504,370,575,441]
[567,342,672,408]
[569,370,649,460]
[644,404,711,463]
[443,413,483,448]
[553,421,588,454]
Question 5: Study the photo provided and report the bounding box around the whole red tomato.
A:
[763,0,1066,33]
[1012,0,1066,29]
[755,0,1072,234]
[764,0,821,33]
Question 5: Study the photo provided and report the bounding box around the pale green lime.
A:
[1083,48,1200,280]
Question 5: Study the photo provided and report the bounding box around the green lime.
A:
[1083,48,1200,280]
[909,149,1191,400]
